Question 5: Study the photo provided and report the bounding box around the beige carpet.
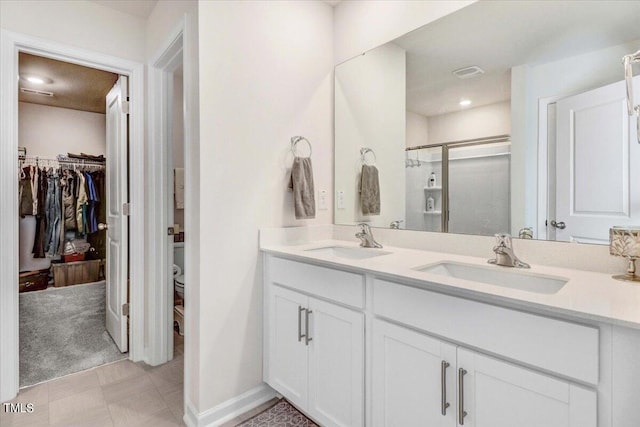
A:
[19,281,127,387]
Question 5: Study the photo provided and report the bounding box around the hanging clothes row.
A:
[18,156,105,259]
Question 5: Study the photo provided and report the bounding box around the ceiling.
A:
[91,0,158,19]
[19,53,119,114]
[393,0,640,117]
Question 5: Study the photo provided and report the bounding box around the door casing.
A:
[0,30,145,402]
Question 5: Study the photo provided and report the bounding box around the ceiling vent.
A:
[20,87,54,97]
[452,65,485,79]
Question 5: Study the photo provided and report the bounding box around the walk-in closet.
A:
[17,52,126,387]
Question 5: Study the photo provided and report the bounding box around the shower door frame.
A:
[406,134,511,233]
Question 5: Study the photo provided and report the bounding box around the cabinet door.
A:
[372,320,457,427]
[308,298,365,427]
[457,348,596,427]
[268,285,309,409]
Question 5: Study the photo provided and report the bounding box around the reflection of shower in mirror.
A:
[623,49,640,143]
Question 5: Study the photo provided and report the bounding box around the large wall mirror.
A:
[334,0,640,244]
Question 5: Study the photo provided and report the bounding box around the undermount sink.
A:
[415,261,568,294]
[305,246,392,260]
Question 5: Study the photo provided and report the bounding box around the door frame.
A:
[147,22,185,366]
[0,29,145,402]
[537,95,561,241]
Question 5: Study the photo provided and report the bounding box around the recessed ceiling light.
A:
[459,99,472,107]
[26,76,45,84]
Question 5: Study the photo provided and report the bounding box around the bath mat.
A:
[19,281,127,387]
[236,399,318,427]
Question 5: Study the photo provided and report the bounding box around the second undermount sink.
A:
[415,261,568,294]
[305,246,392,260]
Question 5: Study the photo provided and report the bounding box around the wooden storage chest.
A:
[52,259,101,287]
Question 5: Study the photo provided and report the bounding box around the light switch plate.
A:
[318,190,328,210]
[337,190,345,209]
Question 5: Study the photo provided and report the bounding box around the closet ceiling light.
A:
[459,99,472,107]
[21,75,52,85]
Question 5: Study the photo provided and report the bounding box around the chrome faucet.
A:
[390,220,404,229]
[356,223,383,248]
[488,233,530,268]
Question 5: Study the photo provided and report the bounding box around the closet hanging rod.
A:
[406,134,511,151]
[18,155,106,167]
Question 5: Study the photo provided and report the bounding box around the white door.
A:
[105,76,129,352]
[456,348,596,427]
[308,298,364,427]
[555,77,640,243]
[268,285,309,409]
[372,320,457,427]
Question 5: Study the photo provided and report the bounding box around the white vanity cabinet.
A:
[372,319,596,427]
[457,347,596,427]
[264,257,365,427]
[261,253,640,427]
[372,319,457,426]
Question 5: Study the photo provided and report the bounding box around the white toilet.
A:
[173,243,185,335]
[173,265,185,300]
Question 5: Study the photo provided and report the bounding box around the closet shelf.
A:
[423,211,442,215]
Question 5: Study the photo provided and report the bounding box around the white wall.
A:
[0,0,145,63]
[144,0,200,410]
[335,42,406,228]
[333,0,475,64]
[510,39,640,236]
[196,0,333,413]
[19,102,106,158]
[426,101,511,144]
[406,110,429,148]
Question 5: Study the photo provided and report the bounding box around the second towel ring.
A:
[291,136,312,157]
[360,147,377,165]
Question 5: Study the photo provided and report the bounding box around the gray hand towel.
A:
[288,157,316,220]
[359,164,380,216]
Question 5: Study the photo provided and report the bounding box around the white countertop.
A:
[261,239,640,330]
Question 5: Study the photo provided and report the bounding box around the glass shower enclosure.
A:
[405,135,511,236]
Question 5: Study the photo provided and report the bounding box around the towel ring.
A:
[291,136,312,157]
[360,147,377,165]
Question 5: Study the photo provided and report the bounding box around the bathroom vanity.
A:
[261,233,640,427]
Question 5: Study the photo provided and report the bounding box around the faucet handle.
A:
[494,233,513,249]
[357,223,371,233]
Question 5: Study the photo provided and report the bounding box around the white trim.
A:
[184,384,278,427]
[146,18,185,367]
[537,93,569,241]
[0,30,145,402]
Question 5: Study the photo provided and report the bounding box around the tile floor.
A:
[2,333,186,427]
[2,332,280,427]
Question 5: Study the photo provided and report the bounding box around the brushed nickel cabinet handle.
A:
[458,368,468,425]
[441,360,450,416]
[298,306,305,342]
[305,309,313,345]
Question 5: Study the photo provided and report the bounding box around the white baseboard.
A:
[184,383,277,427]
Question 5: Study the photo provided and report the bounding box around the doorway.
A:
[16,53,129,388]
[0,30,145,403]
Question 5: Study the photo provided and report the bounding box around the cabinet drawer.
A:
[373,279,599,385]
[267,256,365,308]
